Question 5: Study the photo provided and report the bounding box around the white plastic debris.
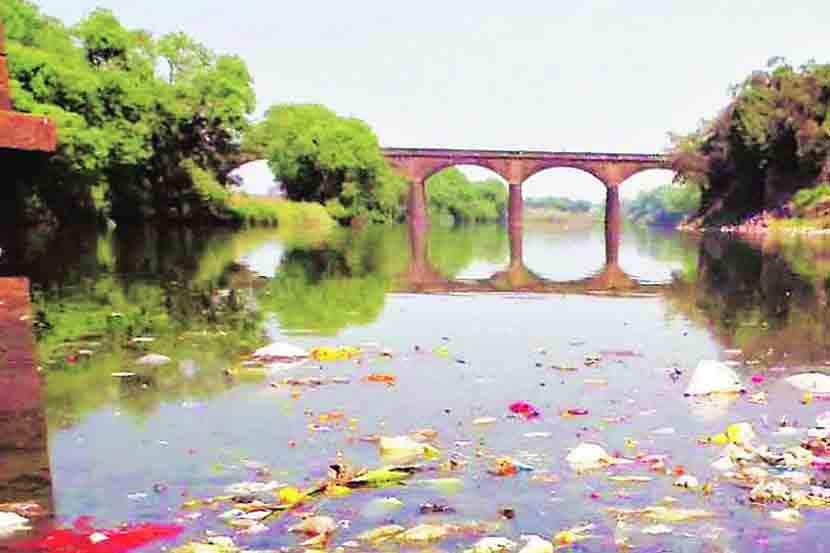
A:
[641,524,673,535]
[252,342,309,361]
[770,508,803,523]
[785,373,830,393]
[518,535,554,553]
[379,436,439,459]
[673,475,700,489]
[288,515,338,536]
[684,360,744,395]
[136,353,172,366]
[466,537,518,553]
[0,512,30,536]
[565,443,630,472]
[224,480,283,495]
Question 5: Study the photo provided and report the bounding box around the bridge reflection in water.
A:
[397,218,670,295]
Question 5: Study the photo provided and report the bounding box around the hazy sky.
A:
[36,0,830,199]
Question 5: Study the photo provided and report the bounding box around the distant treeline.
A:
[424,168,507,224]
[524,197,594,213]
[626,182,701,227]
[672,59,830,225]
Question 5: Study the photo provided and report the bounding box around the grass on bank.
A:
[185,159,336,232]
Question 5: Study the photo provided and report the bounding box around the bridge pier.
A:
[604,185,621,265]
[508,221,523,269]
[408,180,428,229]
[508,183,523,230]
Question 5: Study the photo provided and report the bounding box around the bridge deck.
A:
[382,147,667,163]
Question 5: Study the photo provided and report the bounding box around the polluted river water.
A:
[3,222,830,551]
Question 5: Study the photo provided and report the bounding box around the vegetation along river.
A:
[3,222,830,552]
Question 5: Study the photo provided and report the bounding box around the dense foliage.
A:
[524,196,594,213]
[2,0,257,224]
[245,104,408,224]
[627,181,701,227]
[672,59,830,224]
[424,168,507,223]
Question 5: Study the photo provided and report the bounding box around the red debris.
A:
[509,401,540,418]
[16,518,183,553]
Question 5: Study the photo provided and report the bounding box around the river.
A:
[2,221,830,552]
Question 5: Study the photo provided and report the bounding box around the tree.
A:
[2,0,256,225]
[247,103,407,223]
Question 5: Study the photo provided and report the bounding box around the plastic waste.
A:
[465,537,517,553]
[566,443,631,472]
[357,524,405,544]
[785,373,830,393]
[136,353,172,366]
[641,524,673,535]
[553,524,594,545]
[0,512,29,536]
[684,360,744,395]
[288,515,337,537]
[310,346,360,361]
[365,373,396,385]
[509,401,540,418]
[770,508,803,523]
[17,519,183,553]
[346,467,414,488]
[379,436,440,460]
[517,535,554,553]
[397,524,448,543]
[251,342,308,361]
[224,481,282,496]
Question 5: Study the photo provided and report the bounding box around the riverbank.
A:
[523,208,598,231]
[678,210,830,236]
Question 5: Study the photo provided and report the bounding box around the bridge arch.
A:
[520,161,615,188]
[616,167,678,189]
[228,160,283,197]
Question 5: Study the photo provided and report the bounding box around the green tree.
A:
[2,0,255,225]
[424,168,507,223]
[247,103,407,224]
[672,60,830,225]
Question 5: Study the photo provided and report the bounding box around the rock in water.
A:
[684,360,743,395]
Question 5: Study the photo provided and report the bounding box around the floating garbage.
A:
[0,512,30,536]
[684,360,744,395]
[17,520,183,553]
[509,401,540,419]
[251,342,309,362]
[136,353,172,366]
[517,535,553,553]
[378,436,440,460]
[357,524,405,544]
[786,373,830,393]
[397,523,448,543]
[465,536,517,553]
[310,346,360,361]
[566,443,631,472]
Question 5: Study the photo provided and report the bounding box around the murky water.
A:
[3,222,830,551]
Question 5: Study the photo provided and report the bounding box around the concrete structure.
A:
[0,21,56,154]
[0,279,52,516]
[383,148,672,231]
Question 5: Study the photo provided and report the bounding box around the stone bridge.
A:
[382,148,672,230]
